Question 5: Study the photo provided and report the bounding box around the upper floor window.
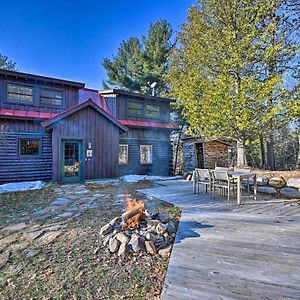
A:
[7,83,33,103]
[40,89,63,106]
[145,104,160,118]
[127,100,161,119]
[127,101,143,117]
[19,138,40,156]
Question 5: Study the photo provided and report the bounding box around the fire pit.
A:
[99,193,177,258]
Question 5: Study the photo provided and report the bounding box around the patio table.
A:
[228,171,257,205]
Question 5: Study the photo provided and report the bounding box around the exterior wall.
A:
[0,73,79,113]
[182,139,229,172]
[204,141,229,169]
[119,128,172,176]
[113,94,171,123]
[50,106,120,183]
[0,119,52,184]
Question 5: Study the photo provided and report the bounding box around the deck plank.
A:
[139,180,300,300]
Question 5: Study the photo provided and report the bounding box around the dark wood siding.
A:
[0,74,79,113]
[0,119,52,184]
[115,95,170,123]
[119,128,172,176]
[50,106,120,182]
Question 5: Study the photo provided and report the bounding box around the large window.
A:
[7,83,33,103]
[40,89,63,106]
[19,138,40,156]
[140,145,152,165]
[127,100,161,119]
[119,144,128,165]
[145,104,160,118]
[127,101,143,117]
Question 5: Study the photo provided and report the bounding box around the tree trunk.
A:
[259,135,266,169]
[297,132,300,169]
[236,138,248,167]
[267,134,276,170]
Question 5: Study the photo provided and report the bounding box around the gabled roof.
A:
[100,89,175,102]
[119,119,178,130]
[0,69,85,88]
[79,88,113,116]
[0,108,57,120]
[41,99,127,132]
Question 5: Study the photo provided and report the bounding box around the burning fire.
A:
[123,193,145,229]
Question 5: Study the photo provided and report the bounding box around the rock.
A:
[145,241,156,256]
[115,232,129,244]
[145,232,156,243]
[21,248,40,258]
[154,236,164,248]
[37,231,61,246]
[109,217,121,227]
[102,233,113,247]
[268,177,286,188]
[128,234,145,253]
[7,242,28,252]
[158,245,172,259]
[117,242,128,257]
[100,224,113,236]
[0,222,28,233]
[287,178,300,189]
[158,212,170,223]
[109,238,120,253]
[166,222,176,235]
[256,186,277,195]
[55,212,74,220]
[156,223,168,235]
[279,187,300,199]
[50,198,72,206]
[23,229,45,242]
[256,176,269,186]
[147,219,160,227]
[0,251,10,267]
[0,235,18,252]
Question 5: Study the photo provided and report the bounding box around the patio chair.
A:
[194,168,212,194]
[212,170,237,202]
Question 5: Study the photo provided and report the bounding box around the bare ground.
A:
[0,181,180,300]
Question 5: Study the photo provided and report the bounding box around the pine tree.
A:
[102,19,173,95]
[0,53,17,71]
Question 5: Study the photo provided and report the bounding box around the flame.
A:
[124,192,145,229]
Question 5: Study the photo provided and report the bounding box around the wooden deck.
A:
[139,180,300,300]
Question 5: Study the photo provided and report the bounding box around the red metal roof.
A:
[0,108,58,120]
[119,119,178,129]
[79,88,114,116]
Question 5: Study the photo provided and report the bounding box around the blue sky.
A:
[1,0,195,89]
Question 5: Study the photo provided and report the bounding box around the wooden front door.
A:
[61,140,83,183]
[196,143,204,168]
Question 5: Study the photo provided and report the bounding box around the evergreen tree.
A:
[167,0,293,166]
[102,19,173,95]
[0,53,17,71]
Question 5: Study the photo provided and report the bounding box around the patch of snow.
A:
[119,175,182,183]
[0,181,45,194]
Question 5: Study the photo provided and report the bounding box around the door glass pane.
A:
[64,142,79,178]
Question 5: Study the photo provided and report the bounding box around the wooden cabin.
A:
[0,70,175,184]
[177,137,230,173]
[100,89,177,176]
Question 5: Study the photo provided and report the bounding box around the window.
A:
[40,89,63,106]
[145,104,160,118]
[119,144,128,165]
[19,138,40,156]
[7,83,33,103]
[127,101,143,117]
[140,145,152,164]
